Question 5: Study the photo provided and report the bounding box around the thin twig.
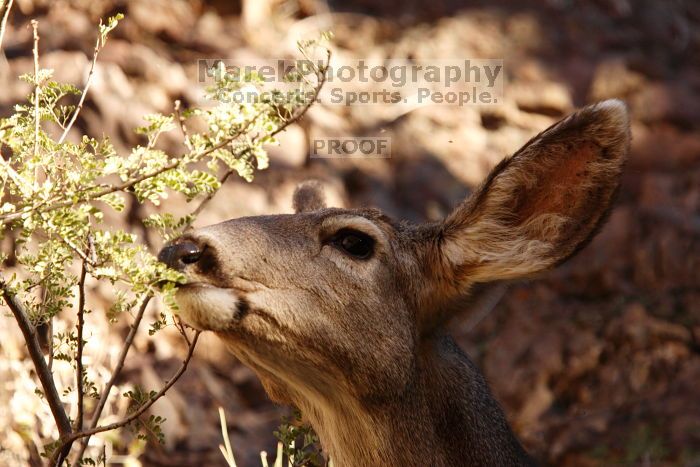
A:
[185,169,235,226]
[71,294,151,464]
[39,278,57,384]
[0,280,73,461]
[57,30,100,144]
[0,0,13,51]
[38,276,52,372]
[173,316,192,346]
[58,232,94,266]
[47,316,54,371]
[0,153,26,195]
[173,100,192,152]
[31,20,39,158]
[74,247,90,432]
[268,48,329,139]
[58,331,201,465]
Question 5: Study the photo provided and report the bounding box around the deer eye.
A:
[330,229,375,260]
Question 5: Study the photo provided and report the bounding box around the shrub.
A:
[0,7,329,465]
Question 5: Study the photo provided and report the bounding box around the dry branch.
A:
[0,281,73,464]
[0,0,13,51]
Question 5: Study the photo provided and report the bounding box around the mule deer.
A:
[158,100,630,466]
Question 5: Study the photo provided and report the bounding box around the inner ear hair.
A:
[293,179,327,213]
[441,99,630,283]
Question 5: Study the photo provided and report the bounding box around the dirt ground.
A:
[1,0,699,465]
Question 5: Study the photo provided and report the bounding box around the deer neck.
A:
[296,334,533,467]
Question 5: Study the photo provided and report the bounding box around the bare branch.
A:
[57,27,100,144]
[59,233,95,266]
[31,20,39,158]
[0,280,73,462]
[0,0,13,51]
[74,242,91,432]
[47,317,54,371]
[39,274,53,372]
[269,48,329,138]
[173,100,192,152]
[186,168,235,225]
[173,315,192,346]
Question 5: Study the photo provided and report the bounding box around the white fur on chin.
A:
[174,286,240,331]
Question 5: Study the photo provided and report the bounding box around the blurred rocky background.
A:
[1,0,699,465]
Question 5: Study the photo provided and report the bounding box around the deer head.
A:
[158,100,629,466]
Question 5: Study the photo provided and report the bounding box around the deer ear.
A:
[293,180,326,213]
[439,99,629,284]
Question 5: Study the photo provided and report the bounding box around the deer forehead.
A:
[186,209,415,282]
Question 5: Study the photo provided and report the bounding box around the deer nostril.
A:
[180,249,201,264]
[157,241,202,270]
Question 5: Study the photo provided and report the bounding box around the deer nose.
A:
[157,240,202,270]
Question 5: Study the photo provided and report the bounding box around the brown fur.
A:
[161,100,630,466]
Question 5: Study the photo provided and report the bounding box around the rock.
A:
[41,51,90,86]
[631,122,700,170]
[128,0,197,42]
[588,59,646,102]
[191,11,243,53]
[509,80,573,116]
[135,82,173,112]
[99,41,189,96]
[91,61,135,101]
[42,4,94,51]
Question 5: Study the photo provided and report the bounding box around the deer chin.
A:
[173,284,244,331]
